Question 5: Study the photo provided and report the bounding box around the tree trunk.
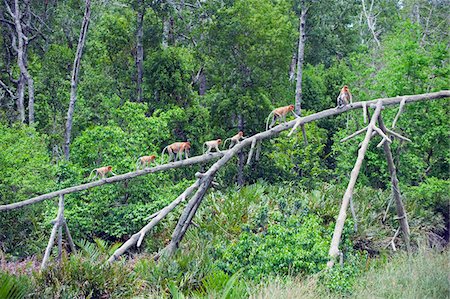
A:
[64,0,91,160]
[328,100,383,266]
[294,5,308,145]
[10,0,35,123]
[198,69,206,95]
[378,116,411,253]
[294,8,306,114]
[17,74,25,122]
[237,114,245,186]
[162,16,169,48]
[135,0,144,102]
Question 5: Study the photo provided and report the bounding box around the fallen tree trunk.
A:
[0,152,224,211]
[2,91,447,212]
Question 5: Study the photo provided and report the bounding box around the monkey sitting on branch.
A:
[161,142,191,163]
[88,166,116,180]
[336,85,353,108]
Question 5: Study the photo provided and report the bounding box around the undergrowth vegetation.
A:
[1,181,448,298]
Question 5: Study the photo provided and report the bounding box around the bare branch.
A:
[41,195,65,270]
[341,126,369,143]
[386,128,411,143]
[392,98,406,128]
[246,139,257,165]
[328,100,383,267]
[362,101,367,123]
[108,180,200,262]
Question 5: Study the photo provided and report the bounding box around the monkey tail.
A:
[88,169,96,180]
[160,147,168,164]
[265,111,274,131]
[136,157,141,170]
[222,138,231,149]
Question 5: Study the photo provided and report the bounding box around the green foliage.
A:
[33,241,144,298]
[216,214,329,279]
[0,124,55,256]
[145,47,196,109]
[0,273,29,299]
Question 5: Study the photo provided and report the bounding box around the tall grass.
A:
[252,248,449,299]
[351,248,449,298]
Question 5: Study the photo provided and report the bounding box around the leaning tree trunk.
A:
[135,0,144,102]
[64,0,91,160]
[294,5,308,145]
[328,100,383,266]
[378,115,411,253]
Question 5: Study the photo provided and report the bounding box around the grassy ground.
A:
[252,248,449,299]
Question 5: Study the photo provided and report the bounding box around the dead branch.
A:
[341,126,368,143]
[392,98,406,128]
[362,101,367,123]
[246,139,257,165]
[107,180,201,262]
[328,100,383,267]
[0,91,448,262]
[41,195,65,270]
[378,116,411,253]
[0,152,224,211]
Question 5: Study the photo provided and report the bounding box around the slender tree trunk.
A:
[17,74,25,122]
[378,116,411,253]
[136,0,144,102]
[162,16,169,48]
[10,0,35,123]
[237,114,245,186]
[64,0,91,160]
[294,9,306,114]
[289,52,296,82]
[328,101,383,266]
[198,69,206,95]
[294,5,308,145]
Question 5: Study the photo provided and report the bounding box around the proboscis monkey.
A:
[265,104,296,130]
[89,166,116,180]
[161,142,191,163]
[336,85,352,108]
[223,131,244,149]
[203,139,222,154]
[136,155,156,170]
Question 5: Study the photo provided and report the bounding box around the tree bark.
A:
[135,0,144,102]
[17,74,26,122]
[8,0,35,123]
[294,5,308,145]
[41,195,65,270]
[378,116,411,253]
[237,114,245,186]
[63,0,91,160]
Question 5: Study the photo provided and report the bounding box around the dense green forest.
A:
[0,0,449,297]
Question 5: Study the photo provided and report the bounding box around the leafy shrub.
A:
[33,239,144,298]
[216,214,329,279]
